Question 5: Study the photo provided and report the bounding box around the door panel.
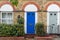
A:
[49,12,58,33]
[27,12,35,34]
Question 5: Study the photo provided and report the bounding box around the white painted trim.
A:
[24,12,27,34]
[47,12,49,33]
[1,12,2,23]
[24,12,38,34]
[35,12,38,24]
[24,4,37,11]
[0,4,13,11]
[0,12,1,23]
[57,12,59,25]
[35,12,38,34]
[12,12,14,24]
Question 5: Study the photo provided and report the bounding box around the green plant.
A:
[0,24,25,37]
[14,24,25,36]
[17,17,24,24]
[35,23,46,36]
[10,0,18,6]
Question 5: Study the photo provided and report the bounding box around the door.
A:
[27,12,35,34]
[49,12,58,34]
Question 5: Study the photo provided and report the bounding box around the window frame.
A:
[1,11,13,24]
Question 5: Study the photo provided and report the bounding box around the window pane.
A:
[2,13,6,18]
[2,12,13,24]
[2,19,7,23]
[7,13,13,24]
[7,13,12,18]
[2,13,7,24]
[7,19,13,24]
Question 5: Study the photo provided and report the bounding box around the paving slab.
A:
[53,38,60,40]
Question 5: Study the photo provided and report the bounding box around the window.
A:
[1,12,13,24]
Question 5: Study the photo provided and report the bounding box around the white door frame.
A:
[24,12,37,34]
[47,4,59,33]
[24,4,38,34]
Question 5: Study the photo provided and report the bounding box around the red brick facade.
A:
[0,1,15,11]
[45,1,60,10]
[22,1,40,11]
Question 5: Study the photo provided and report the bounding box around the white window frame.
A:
[1,11,13,24]
[0,12,2,23]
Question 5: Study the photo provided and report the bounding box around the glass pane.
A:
[2,19,7,23]
[7,19,13,24]
[2,13,6,18]
[7,13,12,18]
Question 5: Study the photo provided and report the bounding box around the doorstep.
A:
[25,38,34,40]
[24,34,35,38]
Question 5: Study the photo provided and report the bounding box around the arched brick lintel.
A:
[0,1,15,11]
[22,1,40,11]
[45,1,60,11]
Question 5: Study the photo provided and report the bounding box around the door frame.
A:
[47,4,60,33]
[24,12,38,34]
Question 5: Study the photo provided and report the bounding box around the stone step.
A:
[25,38,34,40]
[25,34,35,38]
[25,37,60,40]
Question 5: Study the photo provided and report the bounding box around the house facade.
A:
[0,0,60,34]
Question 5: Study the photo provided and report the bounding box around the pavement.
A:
[53,38,60,40]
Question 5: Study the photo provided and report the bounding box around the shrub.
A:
[17,17,24,24]
[35,23,46,36]
[0,24,24,37]
[14,24,25,36]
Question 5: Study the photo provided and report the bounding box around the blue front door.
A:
[27,12,35,34]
